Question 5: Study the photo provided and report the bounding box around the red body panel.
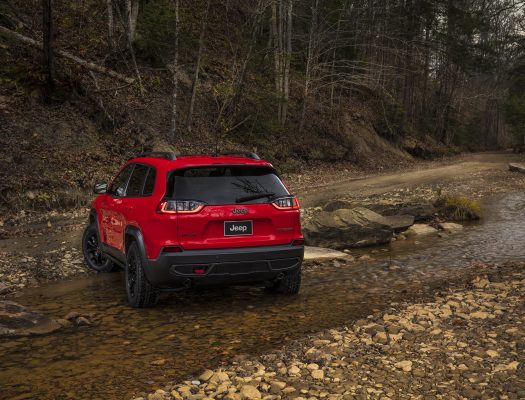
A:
[92,155,303,260]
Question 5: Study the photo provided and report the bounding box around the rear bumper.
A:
[143,245,304,289]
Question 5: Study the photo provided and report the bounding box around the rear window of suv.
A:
[167,166,290,205]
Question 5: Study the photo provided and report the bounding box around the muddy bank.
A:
[140,262,525,400]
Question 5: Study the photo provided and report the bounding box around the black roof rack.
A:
[219,150,260,160]
[134,151,177,161]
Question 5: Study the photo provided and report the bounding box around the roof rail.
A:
[135,152,177,161]
[220,150,260,160]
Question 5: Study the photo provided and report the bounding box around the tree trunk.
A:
[299,0,318,132]
[42,0,55,96]
[187,0,211,132]
[170,0,180,138]
[271,1,281,122]
[106,0,115,50]
[281,0,292,126]
[126,0,140,43]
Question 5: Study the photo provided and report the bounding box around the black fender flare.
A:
[89,208,98,226]
[124,226,155,285]
[124,226,149,263]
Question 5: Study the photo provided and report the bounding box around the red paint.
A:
[93,155,303,260]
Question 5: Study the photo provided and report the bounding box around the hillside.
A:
[1,0,523,213]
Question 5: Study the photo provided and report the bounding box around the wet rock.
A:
[303,207,393,249]
[383,214,415,233]
[405,224,438,236]
[438,222,463,233]
[0,300,61,337]
[303,246,349,261]
[64,311,80,321]
[55,318,72,328]
[509,163,525,173]
[76,316,91,326]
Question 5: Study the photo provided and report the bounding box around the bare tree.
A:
[170,0,180,138]
[42,0,55,96]
[106,0,115,50]
[271,0,293,126]
[187,0,211,132]
[299,0,319,132]
[125,0,140,43]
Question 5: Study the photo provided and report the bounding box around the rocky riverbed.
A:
[139,263,524,400]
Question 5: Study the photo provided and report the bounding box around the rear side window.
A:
[143,168,156,196]
[109,164,134,197]
[126,164,150,197]
[168,166,289,205]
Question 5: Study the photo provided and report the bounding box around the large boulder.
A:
[0,301,61,337]
[509,163,525,173]
[303,207,394,249]
[384,214,415,232]
[365,202,436,222]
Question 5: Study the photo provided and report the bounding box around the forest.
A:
[0,0,525,210]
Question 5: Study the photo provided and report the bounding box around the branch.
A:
[0,25,135,84]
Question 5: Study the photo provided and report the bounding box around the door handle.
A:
[125,205,134,212]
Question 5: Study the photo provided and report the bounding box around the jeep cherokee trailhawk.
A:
[82,151,304,307]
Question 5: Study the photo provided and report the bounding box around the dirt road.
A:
[299,152,525,207]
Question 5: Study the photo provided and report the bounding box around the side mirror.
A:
[93,182,108,194]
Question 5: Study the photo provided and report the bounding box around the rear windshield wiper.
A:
[236,192,276,203]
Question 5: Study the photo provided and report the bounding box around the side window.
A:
[108,164,134,197]
[143,168,157,196]
[126,164,150,197]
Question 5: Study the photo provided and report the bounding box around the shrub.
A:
[434,195,482,221]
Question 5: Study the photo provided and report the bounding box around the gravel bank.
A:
[139,264,524,400]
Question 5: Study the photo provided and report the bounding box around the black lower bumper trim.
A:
[143,245,304,289]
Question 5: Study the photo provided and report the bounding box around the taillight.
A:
[158,200,205,214]
[272,196,300,210]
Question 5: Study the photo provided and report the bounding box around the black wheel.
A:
[82,224,116,272]
[269,268,302,294]
[125,242,158,308]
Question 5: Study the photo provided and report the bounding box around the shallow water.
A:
[1,193,525,400]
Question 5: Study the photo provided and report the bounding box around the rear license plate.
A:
[224,220,253,236]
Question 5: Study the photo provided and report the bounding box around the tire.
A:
[82,224,116,272]
[125,241,158,308]
[269,268,302,294]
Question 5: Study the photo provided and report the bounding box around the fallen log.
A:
[0,25,135,84]
[509,163,525,173]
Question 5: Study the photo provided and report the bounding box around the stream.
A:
[1,192,525,400]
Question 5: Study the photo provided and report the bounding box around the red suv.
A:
[82,151,304,307]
